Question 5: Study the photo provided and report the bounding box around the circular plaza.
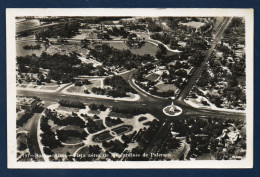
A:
[163,102,183,117]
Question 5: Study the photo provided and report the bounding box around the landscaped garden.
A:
[39,100,158,161]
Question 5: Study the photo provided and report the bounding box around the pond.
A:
[16,19,41,32]
[16,41,46,57]
[102,41,160,57]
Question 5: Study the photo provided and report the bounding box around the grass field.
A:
[51,125,62,132]
[67,85,85,93]
[40,85,59,90]
[109,112,133,119]
[76,146,89,155]
[156,83,177,92]
[85,79,102,91]
[67,79,103,94]
[57,106,80,112]
[145,73,160,82]
[61,125,85,133]
[64,137,83,144]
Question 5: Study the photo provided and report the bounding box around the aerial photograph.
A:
[15,15,247,162]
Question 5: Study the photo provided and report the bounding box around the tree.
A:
[89,103,98,111]
[43,147,54,155]
[18,142,27,151]
[58,99,86,109]
[98,104,107,111]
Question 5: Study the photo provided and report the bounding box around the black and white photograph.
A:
[6,8,254,168]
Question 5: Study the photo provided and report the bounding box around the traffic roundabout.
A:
[163,102,183,117]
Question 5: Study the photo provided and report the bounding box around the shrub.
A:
[89,103,98,111]
[58,99,85,109]
[201,100,210,106]
[98,104,107,111]
[138,116,147,122]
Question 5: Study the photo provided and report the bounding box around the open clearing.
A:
[66,79,102,94]
[146,73,160,82]
[156,83,177,92]
[180,21,205,29]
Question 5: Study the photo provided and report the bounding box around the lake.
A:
[16,41,46,57]
[103,41,159,57]
[16,19,41,32]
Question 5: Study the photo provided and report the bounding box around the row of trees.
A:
[58,99,86,109]
[88,103,107,111]
[91,87,130,98]
[35,22,81,41]
[111,106,146,116]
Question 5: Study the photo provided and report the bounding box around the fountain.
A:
[163,101,182,117]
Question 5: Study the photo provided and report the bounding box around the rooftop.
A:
[17,97,36,105]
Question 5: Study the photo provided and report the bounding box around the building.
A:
[16,97,37,113]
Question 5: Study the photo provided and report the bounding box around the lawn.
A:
[40,85,59,90]
[111,125,133,136]
[145,73,160,82]
[156,83,177,92]
[67,79,102,94]
[61,125,85,133]
[66,85,85,93]
[56,106,80,113]
[57,126,86,144]
[85,79,102,91]
[92,131,114,142]
[51,125,62,132]
[109,112,133,119]
[76,146,89,155]
[64,137,83,144]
